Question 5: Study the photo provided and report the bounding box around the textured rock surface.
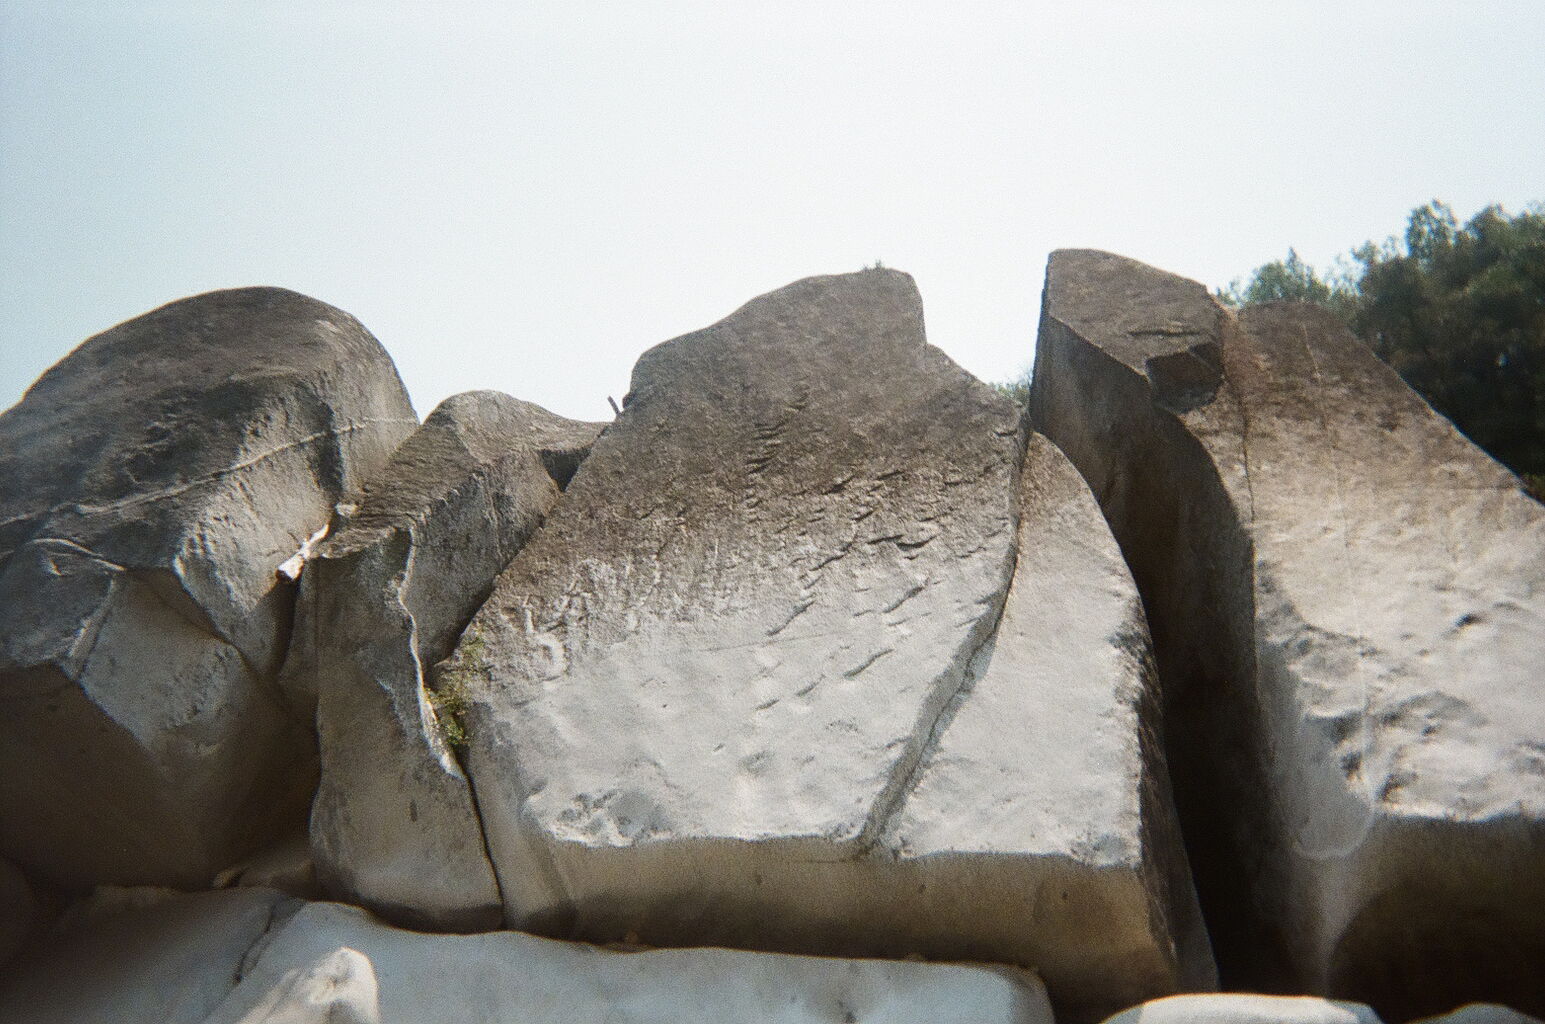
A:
[1412,1008,1545,1024]
[283,390,602,931]
[0,287,417,889]
[1030,250,1545,1020]
[445,269,1209,1020]
[0,887,297,1024]
[1100,993,1383,1024]
[202,901,1054,1024]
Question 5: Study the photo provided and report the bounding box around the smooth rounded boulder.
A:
[0,287,418,889]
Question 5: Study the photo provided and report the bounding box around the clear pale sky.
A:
[2,1,1541,423]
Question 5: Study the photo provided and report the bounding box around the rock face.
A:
[0,288,418,890]
[0,889,1053,1024]
[443,269,1212,1020]
[282,390,603,932]
[205,900,1054,1024]
[1030,250,1545,1022]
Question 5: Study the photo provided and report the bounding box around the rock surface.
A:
[204,900,1054,1024]
[444,269,1211,1020]
[1100,993,1382,1024]
[0,887,298,1024]
[1030,250,1545,1021]
[0,888,1052,1024]
[283,390,603,931]
[0,287,418,889]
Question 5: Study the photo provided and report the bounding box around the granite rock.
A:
[284,390,602,930]
[0,288,417,888]
[445,269,1210,1020]
[1030,249,1545,1021]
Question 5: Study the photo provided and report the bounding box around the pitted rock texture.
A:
[442,269,1207,1020]
[1031,249,1545,1021]
[283,390,603,931]
[201,900,1054,1024]
[0,287,417,889]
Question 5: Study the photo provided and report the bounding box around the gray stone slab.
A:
[201,901,1053,1024]
[283,390,602,931]
[1030,249,1545,1020]
[445,269,1210,1020]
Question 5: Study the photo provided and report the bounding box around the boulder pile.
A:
[0,258,1540,1024]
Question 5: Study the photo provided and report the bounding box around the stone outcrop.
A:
[281,390,603,931]
[0,889,1053,1024]
[442,269,1211,1020]
[0,288,417,890]
[1030,250,1545,1022]
[1100,994,1383,1024]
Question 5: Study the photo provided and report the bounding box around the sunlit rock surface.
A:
[1031,249,1545,1022]
[446,269,1211,1020]
[283,390,603,931]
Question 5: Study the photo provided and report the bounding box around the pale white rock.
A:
[446,269,1207,1020]
[0,887,297,1024]
[0,288,417,888]
[1100,993,1382,1024]
[1031,249,1545,1019]
[201,901,1053,1024]
[283,390,602,931]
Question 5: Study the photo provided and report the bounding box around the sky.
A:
[2,1,1542,424]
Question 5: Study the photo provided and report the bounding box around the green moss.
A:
[429,628,485,752]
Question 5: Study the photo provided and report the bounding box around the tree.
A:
[1223,201,1545,501]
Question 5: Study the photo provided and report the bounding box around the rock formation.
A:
[281,390,602,931]
[2,259,1540,1024]
[1030,250,1545,1022]
[0,287,417,890]
[442,268,1211,1021]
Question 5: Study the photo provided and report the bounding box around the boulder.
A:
[0,287,418,889]
[1100,993,1382,1024]
[1030,250,1545,1020]
[202,901,1054,1024]
[0,887,299,1024]
[444,269,1212,1020]
[282,390,603,931]
[1412,1007,1545,1024]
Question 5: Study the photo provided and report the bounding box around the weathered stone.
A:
[0,887,297,1024]
[1030,250,1545,1020]
[444,268,1210,1020]
[0,287,417,889]
[1412,1007,1545,1024]
[1100,993,1382,1024]
[282,390,602,931]
[201,901,1053,1024]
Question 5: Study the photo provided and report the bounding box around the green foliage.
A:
[1226,200,1545,483]
[1217,248,1358,316]
[429,629,486,752]
[990,364,1034,408]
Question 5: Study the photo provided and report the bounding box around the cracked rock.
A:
[441,269,1204,1020]
[1031,250,1545,1022]
[0,288,417,889]
[281,390,603,932]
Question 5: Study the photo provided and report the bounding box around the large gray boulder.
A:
[282,390,602,932]
[0,288,417,889]
[1030,250,1545,1021]
[443,269,1212,1020]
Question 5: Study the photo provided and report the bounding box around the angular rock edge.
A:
[1030,249,1545,1022]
